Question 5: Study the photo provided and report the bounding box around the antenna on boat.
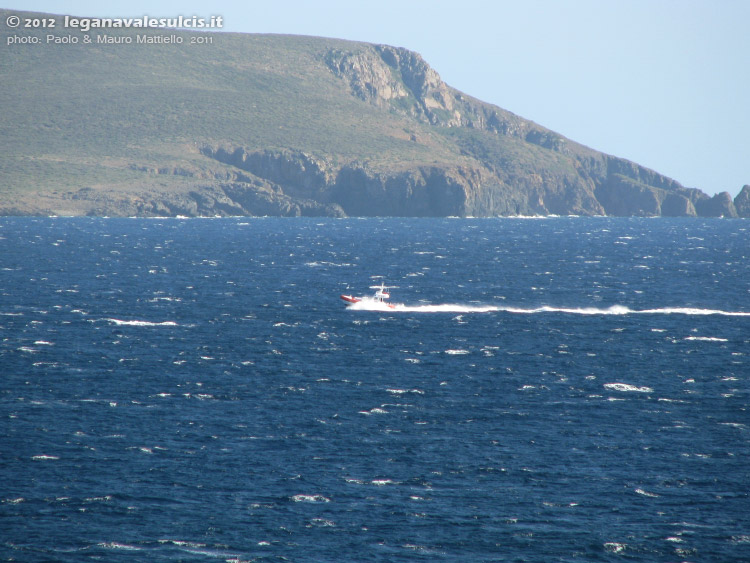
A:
[369,283,397,290]
[369,281,397,301]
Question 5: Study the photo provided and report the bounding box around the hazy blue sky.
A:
[6,0,748,196]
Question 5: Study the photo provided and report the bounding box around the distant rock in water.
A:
[0,9,745,218]
[734,186,750,218]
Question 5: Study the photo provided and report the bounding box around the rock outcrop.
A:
[694,191,738,218]
[325,44,560,144]
[732,185,750,218]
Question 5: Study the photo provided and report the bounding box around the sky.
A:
[5,0,748,196]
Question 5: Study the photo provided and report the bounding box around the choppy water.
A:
[2,217,749,562]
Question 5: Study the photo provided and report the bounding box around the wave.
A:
[346,301,750,317]
[98,542,143,551]
[604,383,653,393]
[105,318,178,327]
[291,494,330,503]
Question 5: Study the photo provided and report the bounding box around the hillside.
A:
[0,9,746,217]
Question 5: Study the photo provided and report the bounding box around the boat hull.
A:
[340,294,396,308]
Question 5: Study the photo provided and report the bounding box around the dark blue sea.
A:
[2,217,749,562]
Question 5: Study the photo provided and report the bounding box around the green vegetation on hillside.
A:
[1,17,456,192]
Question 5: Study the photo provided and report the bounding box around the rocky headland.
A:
[0,10,745,218]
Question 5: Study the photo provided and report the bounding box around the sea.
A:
[1,216,749,562]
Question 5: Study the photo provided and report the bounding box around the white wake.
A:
[346,300,750,317]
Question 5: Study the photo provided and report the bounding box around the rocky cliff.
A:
[732,186,750,217]
[0,12,745,218]
[319,43,743,218]
[193,44,744,218]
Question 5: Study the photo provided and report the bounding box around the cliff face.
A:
[734,186,750,218]
[199,145,469,217]
[0,12,744,218]
[191,44,743,219]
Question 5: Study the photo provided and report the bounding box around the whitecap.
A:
[306,260,351,268]
[719,422,746,429]
[445,349,470,355]
[604,542,626,553]
[291,494,330,503]
[31,455,59,461]
[183,547,240,558]
[604,383,653,393]
[358,407,389,415]
[98,542,142,551]
[684,336,728,342]
[371,479,397,486]
[635,488,659,497]
[106,318,177,327]
[158,540,206,548]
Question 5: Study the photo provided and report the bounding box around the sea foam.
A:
[604,383,653,393]
[346,301,750,316]
[105,318,178,327]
